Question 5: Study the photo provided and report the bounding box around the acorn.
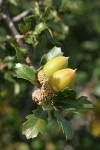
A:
[43,56,69,78]
[94,101,100,117]
[90,116,100,137]
[49,68,76,92]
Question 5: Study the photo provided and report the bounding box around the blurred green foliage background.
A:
[0,0,100,150]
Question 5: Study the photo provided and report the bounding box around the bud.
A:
[43,56,69,78]
[49,68,76,92]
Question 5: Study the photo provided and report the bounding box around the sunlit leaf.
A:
[40,46,63,65]
[22,108,48,139]
[34,22,48,35]
[13,63,36,84]
[8,0,18,6]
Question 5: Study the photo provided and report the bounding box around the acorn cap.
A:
[41,80,55,98]
[32,89,44,105]
[37,69,48,85]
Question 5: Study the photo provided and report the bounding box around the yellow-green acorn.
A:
[90,116,100,137]
[49,68,76,92]
[43,56,69,78]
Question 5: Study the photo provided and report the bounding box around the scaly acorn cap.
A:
[41,80,55,99]
[37,69,48,85]
[32,89,44,105]
[32,80,56,105]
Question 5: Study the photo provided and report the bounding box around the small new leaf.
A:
[32,1,40,17]
[18,23,28,34]
[34,22,48,35]
[47,46,63,61]
[55,111,74,139]
[24,16,31,31]
[40,46,63,65]
[22,108,48,139]
[13,63,37,84]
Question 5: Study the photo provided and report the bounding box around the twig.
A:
[1,11,25,48]
[0,0,3,6]
[15,31,32,41]
[13,9,31,22]
[1,11,33,67]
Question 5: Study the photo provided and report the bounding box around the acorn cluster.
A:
[32,56,76,105]
[32,70,55,105]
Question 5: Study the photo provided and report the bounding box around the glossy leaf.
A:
[22,108,48,139]
[47,46,63,60]
[40,46,63,65]
[34,22,48,35]
[13,63,36,84]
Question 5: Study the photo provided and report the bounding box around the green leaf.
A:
[42,100,53,111]
[40,54,47,65]
[12,44,28,63]
[77,96,94,110]
[18,23,28,34]
[40,46,63,65]
[13,63,36,84]
[42,7,54,21]
[57,88,76,99]
[54,88,93,112]
[22,108,48,139]
[47,46,63,61]
[24,16,31,31]
[55,111,74,139]
[8,0,18,6]
[31,1,40,17]
[4,71,15,83]
[34,22,48,35]
[25,22,48,45]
